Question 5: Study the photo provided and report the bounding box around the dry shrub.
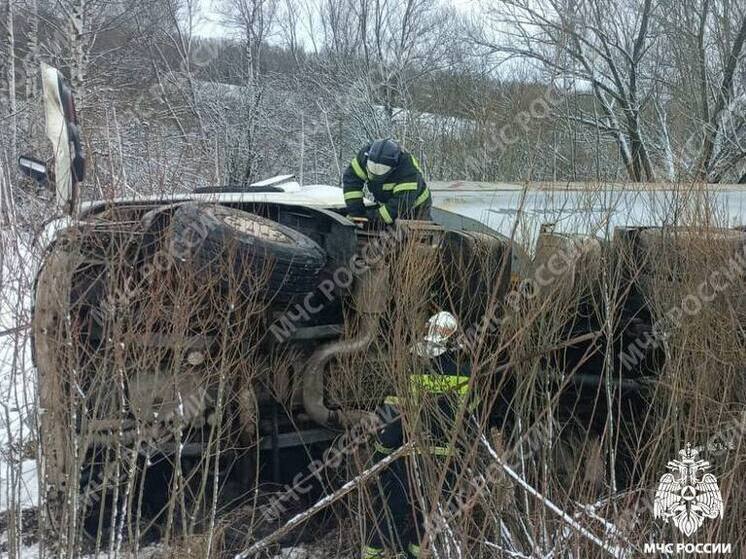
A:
[19,182,746,558]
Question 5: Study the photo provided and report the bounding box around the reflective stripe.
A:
[385,374,469,406]
[383,182,396,191]
[379,205,394,224]
[414,187,430,207]
[350,157,368,181]
[392,182,418,194]
[344,190,365,201]
[411,155,423,173]
[374,441,395,455]
[410,374,469,396]
[408,543,422,557]
[362,545,385,559]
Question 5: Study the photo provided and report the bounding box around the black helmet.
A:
[365,138,401,179]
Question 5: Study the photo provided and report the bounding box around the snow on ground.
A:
[16,543,39,559]
[0,228,39,514]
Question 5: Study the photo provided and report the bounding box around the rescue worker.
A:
[363,312,472,559]
[343,138,432,226]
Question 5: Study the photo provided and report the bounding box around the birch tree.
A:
[220,0,278,185]
[48,0,151,106]
[3,0,17,161]
[22,0,40,99]
[478,0,661,182]
[694,2,746,181]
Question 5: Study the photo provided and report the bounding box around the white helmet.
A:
[415,311,459,357]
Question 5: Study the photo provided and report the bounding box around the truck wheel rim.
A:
[221,214,293,244]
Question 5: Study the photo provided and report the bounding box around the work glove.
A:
[365,206,388,230]
[349,216,370,229]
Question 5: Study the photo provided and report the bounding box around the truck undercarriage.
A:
[33,198,519,543]
[35,186,746,550]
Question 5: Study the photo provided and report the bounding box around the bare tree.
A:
[3,0,17,161]
[220,0,278,184]
[39,0,152,106]
[695,3,746,181]
[22,0,40,100]
[478,0,661,182]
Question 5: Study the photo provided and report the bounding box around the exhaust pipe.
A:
[302,263,388,429]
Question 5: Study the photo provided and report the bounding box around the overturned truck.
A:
[28,66,517,543]
[26,66,746,548]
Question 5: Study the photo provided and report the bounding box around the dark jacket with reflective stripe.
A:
[342,142,431,224]
[376,352,473,456]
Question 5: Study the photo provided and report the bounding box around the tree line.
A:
[2,0,746,198]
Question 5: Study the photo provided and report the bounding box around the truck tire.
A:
[168,203,326,302]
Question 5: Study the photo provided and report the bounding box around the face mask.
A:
[366,160,392,178]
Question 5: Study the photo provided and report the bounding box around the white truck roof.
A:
[80,183,346,212]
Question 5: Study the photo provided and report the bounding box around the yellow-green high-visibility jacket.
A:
[342,143,431,224]
[375,353,474,459]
